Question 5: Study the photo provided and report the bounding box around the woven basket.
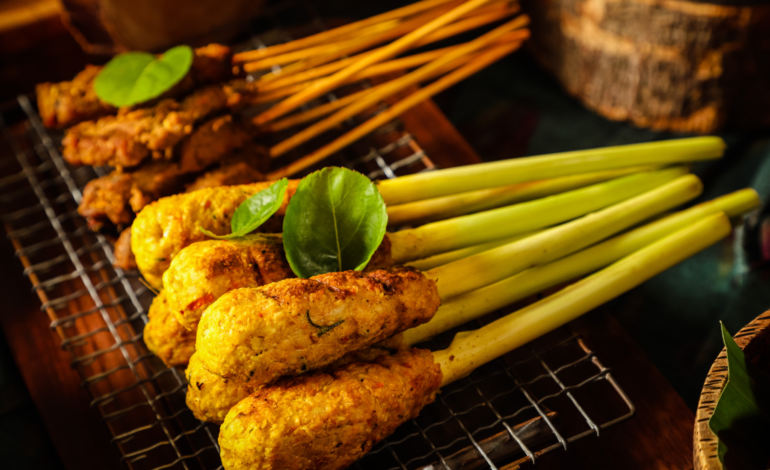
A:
[693,309,770,469]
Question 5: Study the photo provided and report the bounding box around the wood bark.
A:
[523,0,770,133]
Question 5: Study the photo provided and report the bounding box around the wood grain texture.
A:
[523,0,770,133]
[693,309,770,470]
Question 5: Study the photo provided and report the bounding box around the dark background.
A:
[0,1,768,468]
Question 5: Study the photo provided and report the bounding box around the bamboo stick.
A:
[388,167,687,264]
[269,21,530,157]
[387,165,655,226]
[405,189,760,345]
[264,89,370,133]
[254,0,499,125]
[266,38,525,179]
[232,0,460,63]
[426,173,703,300]
[377,137,725,205]
[433,212,732,386]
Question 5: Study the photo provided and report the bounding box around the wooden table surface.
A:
[0,9,695,470]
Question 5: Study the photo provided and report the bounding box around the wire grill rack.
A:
[0,2,634,469]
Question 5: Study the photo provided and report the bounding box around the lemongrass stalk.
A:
[387,165,657,226]
[406,234,534,271]
[405,189,759,345]
[427,173,703,299]
[389,167,687,264]
[377,137,724,205]
[433,212,732,386]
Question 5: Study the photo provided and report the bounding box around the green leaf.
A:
[94,45,193,107]
[200,179,288,240]
[709,322,770,469]
[283,167,387,278]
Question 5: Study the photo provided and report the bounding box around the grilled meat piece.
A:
[179,115,256,173]
[131,180,298,288]
[78,160,194,231]
[185,161,264,192]
[143,291,196,367]
[114,228,137,270]
[36,44,233,129]
[186,334,406,424]
[196,267,440,384]
[164,234,392,331]
[63,85,231,168]
[219,349,442,470]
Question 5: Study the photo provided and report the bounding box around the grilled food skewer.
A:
[159,168,684,323]
[218,212,732,470]
[194,174,701,386]
[183,189,757,423]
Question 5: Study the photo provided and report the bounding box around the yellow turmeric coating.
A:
[131,180,299,289]
[196,267,440,384]
[185,334,406,424]
[164,233,393,332]
[219,349,442,470]
[143,291,196,367]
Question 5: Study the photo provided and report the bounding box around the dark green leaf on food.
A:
[94,45,193,107]
[283,167,387,278]
[709,322,770,469]
[200,178,288,239]
[306,310,344,337]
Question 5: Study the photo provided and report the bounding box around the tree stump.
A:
[523,0,770,133]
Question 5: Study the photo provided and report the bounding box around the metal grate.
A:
[0,3,634,469]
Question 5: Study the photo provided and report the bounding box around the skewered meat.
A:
[36,44,233,129]
[78,160,194,231]
[186,334,406,424]
[143,291,196,367]
[195,267,440,384]
[184,161,264,191]
[78,115,261,231]
[131,180,298,288]
[164,234,392,331]
[218,349,441,470]
[113,228,137,270]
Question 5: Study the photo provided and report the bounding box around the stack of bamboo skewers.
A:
[231,0,529,178]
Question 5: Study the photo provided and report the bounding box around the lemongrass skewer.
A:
[435,212,732,386]
[377,137,724,205]
[269,21,529,157]
[389,166,687,264]
[406,189,760,345]
[387,165,655,226]
[267,38,525,179]
[426,173,703,299]
[254,0,499,125]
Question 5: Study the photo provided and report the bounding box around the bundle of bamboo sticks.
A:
[232,0,529,178]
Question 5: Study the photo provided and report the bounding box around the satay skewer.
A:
[194,173,702,385]
[184,188,757,424]
[217,211,731,470]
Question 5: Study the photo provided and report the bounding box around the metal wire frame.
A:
[0,2,635,469]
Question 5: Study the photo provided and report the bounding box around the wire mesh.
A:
[0,2,634,469]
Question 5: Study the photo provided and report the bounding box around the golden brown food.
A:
[184,161,264,192]
[113,228,137,270]
[131,180,299,289]
[143,291,196,367]
[36,44,233,129]
[185,333,406,424]
[178,115,255,173]
[219,349,442,470]
[164,233,392,332]
[196,267,440,384]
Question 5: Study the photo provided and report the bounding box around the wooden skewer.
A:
[254,0,500,126]
[269,20,529,157]
[265,37,526,179]
[252,0,517,84]
[246,4,457,76]
[264,88,371,132]
[232,0,459,63]
[255,44,460,94]
[250,43,472,105]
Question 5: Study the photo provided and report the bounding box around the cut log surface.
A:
[524,0,770,133]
